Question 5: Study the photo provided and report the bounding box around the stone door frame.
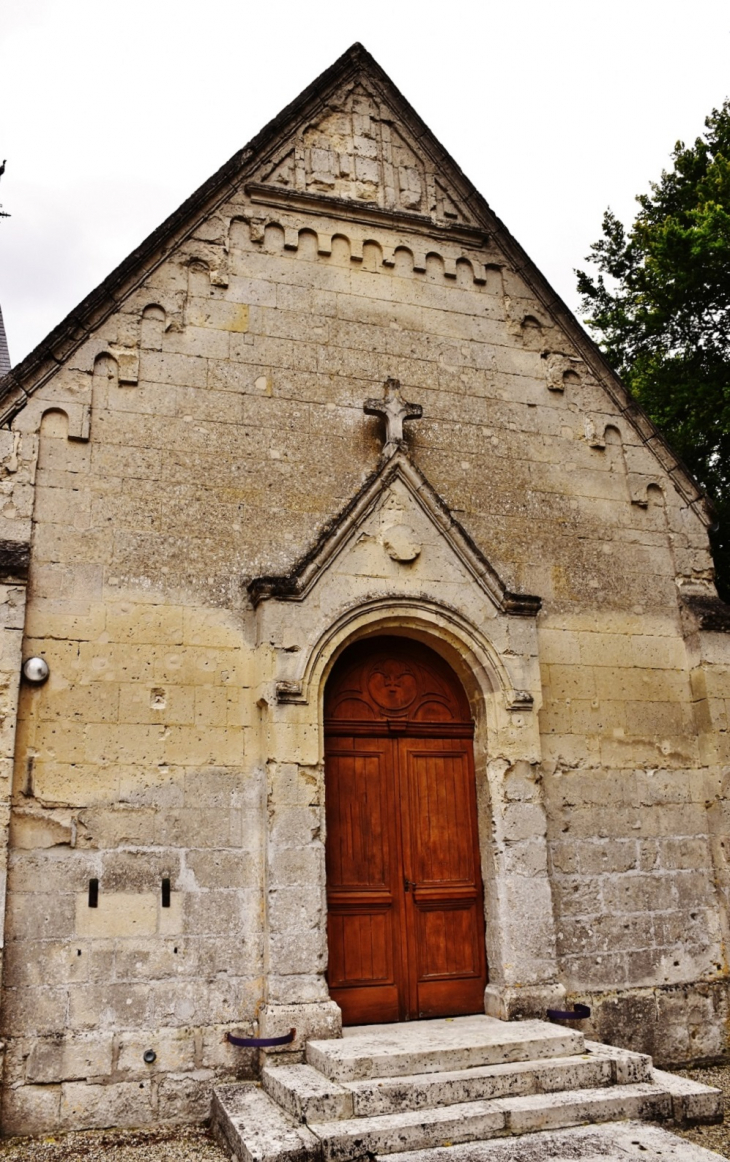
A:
[252,595,566,1050]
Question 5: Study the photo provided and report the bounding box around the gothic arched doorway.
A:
[324,636,488,1025]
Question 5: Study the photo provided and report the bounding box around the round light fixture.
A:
[143,1049,157,1064]
[22,657,49,684]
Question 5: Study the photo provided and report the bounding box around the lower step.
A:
[212,1084,319,1162]
[212,1072,722,1162]
[308,1084,672,1160]
[376,1120,728,1162]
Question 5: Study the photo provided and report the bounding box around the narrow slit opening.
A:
[161,877,171,908]
[88,879,99,908]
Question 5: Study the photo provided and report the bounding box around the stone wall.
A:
[0,56,728,1133]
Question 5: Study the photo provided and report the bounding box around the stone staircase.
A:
[211,1015,722,1162]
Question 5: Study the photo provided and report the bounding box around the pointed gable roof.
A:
[248,448,541,616]
[0,44,711,526]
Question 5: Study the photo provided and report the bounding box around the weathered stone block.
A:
[67,983,149,1031]
[155,1072,215,1122]
[5,891,75,941]
[3,938,92,988]
[26,1034,113,1083]
[60,1079,156,1129]
[4,985,69,1035]
[9,810,75,850]
[2,1083,62,1135]
[185,848,262,889]
[116,1027,197,1077]
[100,849,182,891]
[74,892,157,938]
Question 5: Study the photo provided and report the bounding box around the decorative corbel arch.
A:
[12,397,91,442]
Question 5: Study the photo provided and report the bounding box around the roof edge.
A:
[0,43,711,528]
[0,43,372,409]
[474,204,713,525]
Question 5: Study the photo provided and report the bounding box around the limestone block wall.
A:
[2,579,264,1130]
[0,186,727,1132]
[0,581,27,997]
[0,425,37,1005]
[538,598,730,1063]
[1,414,266,1132]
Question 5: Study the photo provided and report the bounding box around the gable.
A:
[0,42,711,539]
[247,442,543,713]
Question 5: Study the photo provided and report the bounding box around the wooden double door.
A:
[324,637,488,1025]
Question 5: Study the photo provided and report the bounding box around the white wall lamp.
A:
[22,657,49,684]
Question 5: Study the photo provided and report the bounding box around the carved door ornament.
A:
[326,644,469,726]
[368,659,418,714]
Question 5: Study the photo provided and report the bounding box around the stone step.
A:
[262,1045,653,1122]
[651,1068,723,1125]
[307,1083,674,1159]
[214,1072,722,1162]
[211,1083,319,1162]
[306,1015,584,1082]
[263,1063,354,1124]
[346,1047,653,1118]
[376,1120,729,1162]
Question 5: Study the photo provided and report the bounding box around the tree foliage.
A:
[577,100,730,600]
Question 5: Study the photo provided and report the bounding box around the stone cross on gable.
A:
[364,378,423,459]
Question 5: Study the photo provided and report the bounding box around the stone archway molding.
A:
[282,594,535,723]
[250,450,565,1052]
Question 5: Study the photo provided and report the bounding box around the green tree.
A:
[576,100,730,601]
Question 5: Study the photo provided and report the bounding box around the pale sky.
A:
[1,0,728,368]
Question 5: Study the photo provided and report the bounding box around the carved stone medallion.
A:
[382,523,421,562]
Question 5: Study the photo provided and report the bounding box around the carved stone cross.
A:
[364,378,423,459]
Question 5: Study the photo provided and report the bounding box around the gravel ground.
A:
[0,1124,228,1162]
[1,1066,729,1160]
[674,1064,730,1159]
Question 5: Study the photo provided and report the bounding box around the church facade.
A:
[0,45,728,1134]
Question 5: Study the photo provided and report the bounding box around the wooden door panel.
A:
[328,901,401,1024]
[415,900,484,979]
[325,746,390,889]
[413,896,488,1018]
[324,637,472,726]
[406,747,478,886]
[402,738,488,1019]
[325,737,404,1024]
[415,974,488,1019]
[327,908,394,987]
[325,638,488,1025]
[335,983,401,1025]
